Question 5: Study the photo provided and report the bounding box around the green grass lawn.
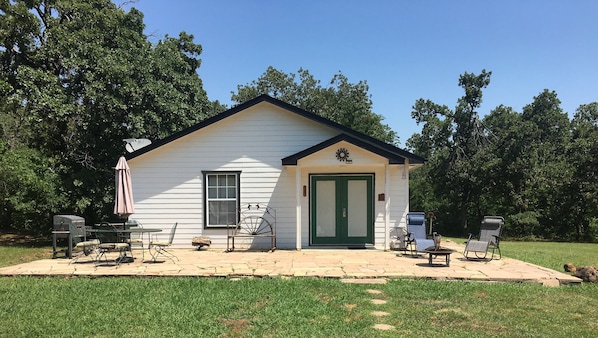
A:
[446,237,598,272]
[501,241,597,271]
[0,234,54,268]
[1,236,597,337]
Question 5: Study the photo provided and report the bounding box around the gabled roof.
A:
[126,94,425,165]
[282,133,418,165]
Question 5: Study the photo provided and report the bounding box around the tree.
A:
[407,70,493,233]
[473,90,575,240]
[566,102,598,240]
[231,66,398,144]
[485,90,570,239]
[513,90,571,239]
[482,105,545,238]
[0,0,215,231]
[0,141,66,233]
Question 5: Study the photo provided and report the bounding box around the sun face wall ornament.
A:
[335,147,349,162]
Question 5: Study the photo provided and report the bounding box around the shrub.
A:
[0,142,65,234]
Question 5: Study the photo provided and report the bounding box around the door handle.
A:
[342,208,346,218]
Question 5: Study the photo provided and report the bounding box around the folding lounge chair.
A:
[464,216,504,260]
[406,212,435,255]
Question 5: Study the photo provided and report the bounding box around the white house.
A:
[125,95,425,250]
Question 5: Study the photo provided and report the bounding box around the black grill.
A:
[52,215,86,258]
[53,215,86,237]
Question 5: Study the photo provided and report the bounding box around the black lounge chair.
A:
[464,216,504,260]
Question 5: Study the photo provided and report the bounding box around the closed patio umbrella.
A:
[114,156,135,218]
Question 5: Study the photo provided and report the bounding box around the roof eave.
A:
[281,133,421,166]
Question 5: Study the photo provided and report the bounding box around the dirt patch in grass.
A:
[221,318,250,337]
[0,232,51,247]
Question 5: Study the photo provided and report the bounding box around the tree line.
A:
[407,71,598,241]
[1,1,596,242]
[0,0,224,232]
[0,0,395,233]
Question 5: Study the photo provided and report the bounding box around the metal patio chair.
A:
[94,222,130,267]
[126,220,145,261]
[70,238,101,264]
[464,216,504,260]
[149,222,179,263]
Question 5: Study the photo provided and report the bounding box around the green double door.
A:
[311,175,373,245]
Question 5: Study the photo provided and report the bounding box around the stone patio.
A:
[0,240,581,286]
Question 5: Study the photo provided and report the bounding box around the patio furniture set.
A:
[54,207,502,267]
[53,216,179,266]
[393,212,504,267]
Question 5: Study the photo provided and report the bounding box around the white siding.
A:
[128,102,411,250]
[295,142,409,250]
[129,102,337,248]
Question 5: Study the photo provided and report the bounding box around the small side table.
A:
[423,247,455,267]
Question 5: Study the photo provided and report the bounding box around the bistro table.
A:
[88,227,162,263]
[423,247,456,267]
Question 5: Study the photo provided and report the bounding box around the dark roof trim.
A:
[126,95,277,159]
[282,133,411,165]
[126,94,426,164]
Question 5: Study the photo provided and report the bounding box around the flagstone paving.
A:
[0,240,581,286]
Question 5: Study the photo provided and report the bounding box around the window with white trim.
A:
[204,172,239,228]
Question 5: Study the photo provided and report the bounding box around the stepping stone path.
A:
[373,324,395,330]
[366,287,395,331]
[340,280,396,331]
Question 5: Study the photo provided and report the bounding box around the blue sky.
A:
[121,0,597,145]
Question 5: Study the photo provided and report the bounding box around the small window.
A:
[204,172,240,227]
